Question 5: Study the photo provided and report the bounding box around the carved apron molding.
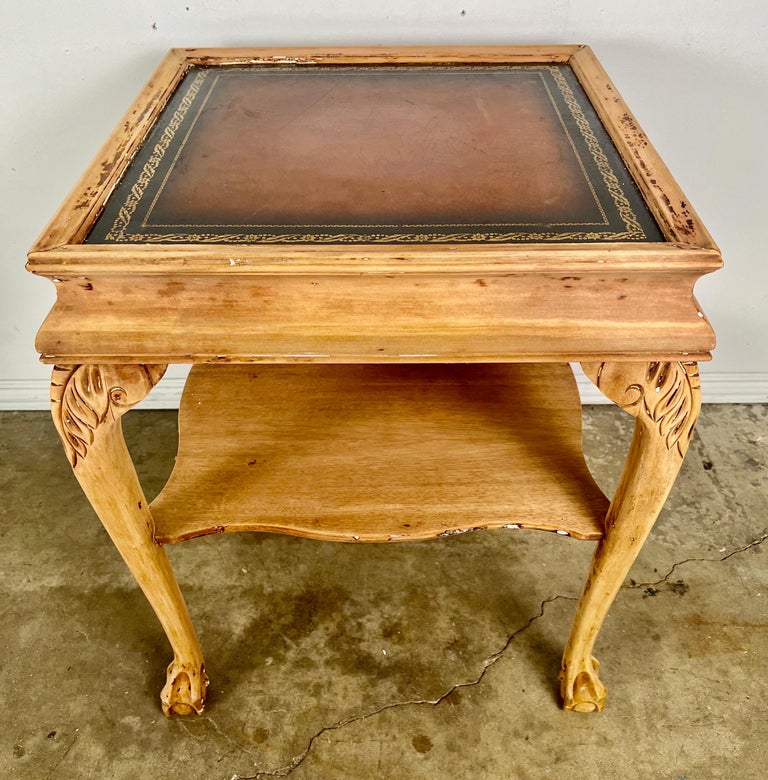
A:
[50,364,167,467]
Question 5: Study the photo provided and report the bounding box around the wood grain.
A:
[27,241,721,274]
[182,45,585,67]
[31,266,716,364]
[151,363,609,544]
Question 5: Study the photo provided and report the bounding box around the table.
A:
[28,46,721,716]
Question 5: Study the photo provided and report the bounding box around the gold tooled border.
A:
[109,71,208,239]
[103,65,649,243]
[111,230,641,243]
[549,67,644,237]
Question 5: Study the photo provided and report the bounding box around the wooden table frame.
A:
[28,45,721,716]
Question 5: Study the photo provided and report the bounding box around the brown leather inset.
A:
[147,70,600,227]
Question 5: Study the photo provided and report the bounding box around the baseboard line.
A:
[1,372,766,411]
[577,371,768,405]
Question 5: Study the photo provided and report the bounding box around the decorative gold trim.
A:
[539,75,610,229]
[101,64,653,244]
[108,71,208,240]
[548,67,645,239]
[103,229,642,244]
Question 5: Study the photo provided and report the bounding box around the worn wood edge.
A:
[36,351,714,366]
[154,519,603,546]
[27,243,724,276]
[569,47,720,253]
[28,49,189,254]
[181,44,586,66]
[26,43,724,265]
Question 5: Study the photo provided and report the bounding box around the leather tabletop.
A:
[87,64,663,244]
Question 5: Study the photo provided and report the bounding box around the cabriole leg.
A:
[560,361,701,712]
[50,364,208,716]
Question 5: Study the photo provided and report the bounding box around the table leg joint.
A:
[580,360,701,457]
[50,363,167,467]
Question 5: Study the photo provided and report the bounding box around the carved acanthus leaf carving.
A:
[645,362,701,456]
[51,364,167,467]
[581,361,701,457]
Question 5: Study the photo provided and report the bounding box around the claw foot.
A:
[161,659,209,716]
[560,655,607,713]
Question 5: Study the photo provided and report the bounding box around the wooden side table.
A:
[28,46,721,716]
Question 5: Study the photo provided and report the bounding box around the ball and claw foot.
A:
[560,655,607,713]
[160,659,209,716]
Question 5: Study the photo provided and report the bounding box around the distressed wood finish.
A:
[31,254,717,365]
[28,46,721,717]
[560,361,702,711]
[25,241,722,274]
[570,48,716,249]
[183,44,584,67]
[151,363,609,544]
[50,364,208,716]
[33,51,188,252]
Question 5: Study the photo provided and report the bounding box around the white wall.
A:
[2,0,766,407]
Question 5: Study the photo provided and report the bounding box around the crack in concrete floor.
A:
[231,533,767,780]
[4,408,764,778]
[233,594,569,780]
[627,532,768,590]
[42,731,79,780]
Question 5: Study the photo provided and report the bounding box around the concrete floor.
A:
[1,404,766,779]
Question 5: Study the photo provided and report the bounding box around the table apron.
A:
[35,270,714,363]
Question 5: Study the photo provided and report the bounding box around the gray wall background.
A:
[2,1,766,406]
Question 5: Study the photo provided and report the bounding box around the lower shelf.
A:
[151,363,609,544]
